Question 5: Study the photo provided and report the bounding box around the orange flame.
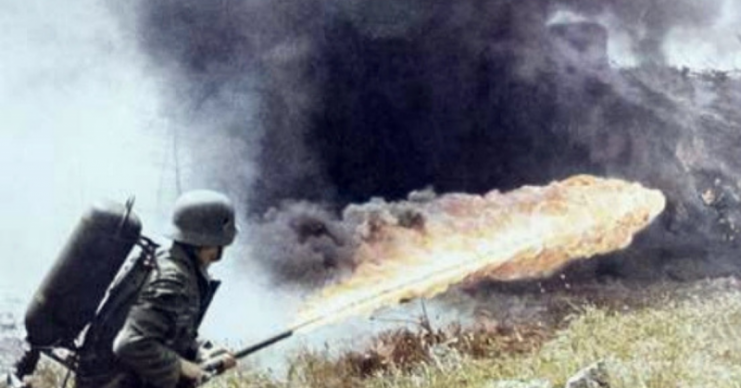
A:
[293,175,665,333]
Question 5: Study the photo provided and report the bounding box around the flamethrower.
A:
[3,325,308,388]
[6,175,666,388]
[199,317,324,384]
[201,175,666,383]
[199,329,294,382]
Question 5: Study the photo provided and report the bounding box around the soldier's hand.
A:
[201,352,237,374]
[197,341,237,373]
[180,359,205,382]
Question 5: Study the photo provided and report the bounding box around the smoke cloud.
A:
[0,0,296,350]
[2,0,740,372]
[555,0,728,65]
[0,0,172,296]
[124,0,741,289]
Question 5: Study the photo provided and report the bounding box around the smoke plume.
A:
[126,0,741,287]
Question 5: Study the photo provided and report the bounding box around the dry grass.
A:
[228,277,741,388]
[21,278,741,388]
[350,278,741,388]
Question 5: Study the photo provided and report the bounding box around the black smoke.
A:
[127,0,741,286]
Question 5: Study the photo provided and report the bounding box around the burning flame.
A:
[293,175,665,333]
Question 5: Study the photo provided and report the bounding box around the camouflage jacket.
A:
[76,243,219,388]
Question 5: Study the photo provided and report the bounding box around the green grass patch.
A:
[224,283,741,388]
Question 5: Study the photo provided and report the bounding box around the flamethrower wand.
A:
[197,284,434,384]
[197,176,667,385]
[198,318,322,385]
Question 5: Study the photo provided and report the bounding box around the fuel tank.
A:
[24,200,142,347]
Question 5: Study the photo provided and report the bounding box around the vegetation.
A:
[206,277,741,388]
[17,277,741,388]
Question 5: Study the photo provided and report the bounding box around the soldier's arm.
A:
[112,274,194,388]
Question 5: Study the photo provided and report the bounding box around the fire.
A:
[293,175,665,332]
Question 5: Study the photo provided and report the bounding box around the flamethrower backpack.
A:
[8,195,295,388]
[8,198,160,387]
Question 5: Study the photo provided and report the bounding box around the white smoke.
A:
[0,0,285,349]
[547,9,640,68]
[549,0,741,70]
[663,0,741,70]
[0,0,171,298]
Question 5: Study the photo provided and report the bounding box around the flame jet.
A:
[199,175,665,380]
[294,175,666,332]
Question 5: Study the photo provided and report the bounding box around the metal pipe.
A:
[201,329,294,377]
[233,329,294,359]
[198,319,329,385]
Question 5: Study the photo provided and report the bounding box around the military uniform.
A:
[75,190,236,388]
[76,244,219,388]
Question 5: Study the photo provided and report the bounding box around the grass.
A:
[212,277,741,388]
[18,278,741,388]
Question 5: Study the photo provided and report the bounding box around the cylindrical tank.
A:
[24,200,142,347]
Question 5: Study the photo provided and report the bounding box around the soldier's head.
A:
[167,190,238,266]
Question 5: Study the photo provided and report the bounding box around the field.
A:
[215,276,741,388]
[12,276,741,388]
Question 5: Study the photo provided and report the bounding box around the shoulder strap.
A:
[76,238,160,375]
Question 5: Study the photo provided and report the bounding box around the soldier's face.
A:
[197,246,225,267]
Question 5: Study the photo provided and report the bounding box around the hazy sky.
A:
[0,0,170,293]
[0,0,288,346]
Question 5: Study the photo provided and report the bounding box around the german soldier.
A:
[76,190,238,388]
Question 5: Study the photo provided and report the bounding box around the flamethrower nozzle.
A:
[197,329,295,385]
[234,329,294,359]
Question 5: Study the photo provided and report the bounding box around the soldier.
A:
[77,190,239,388]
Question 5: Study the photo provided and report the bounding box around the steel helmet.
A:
[167,190,238,247]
